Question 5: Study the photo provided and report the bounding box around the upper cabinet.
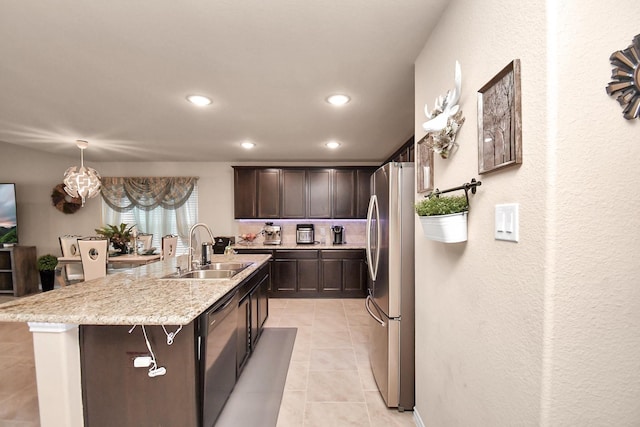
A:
[234,168,280,219]
[233,166,376,219]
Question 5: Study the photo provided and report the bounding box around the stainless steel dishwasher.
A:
[201,291,239,427]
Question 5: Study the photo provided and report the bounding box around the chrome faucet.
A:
[188,223,215,271]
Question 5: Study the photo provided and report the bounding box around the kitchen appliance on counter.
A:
[262,222,282,245]
[365,162,415,410]
[296,224,315,244]
[213,237,233,254]
[331,225,345,244]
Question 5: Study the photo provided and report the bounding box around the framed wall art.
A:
[477,59,522,174]
[416,136,434,193]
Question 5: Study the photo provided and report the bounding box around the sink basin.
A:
[204,262,253,271]
[178,270,238,279]
[161,262,254,280]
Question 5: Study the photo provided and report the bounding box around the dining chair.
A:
[162,235,178,259]
[138,233,153,251]
[78,239,108,282]
[58,235,84,284]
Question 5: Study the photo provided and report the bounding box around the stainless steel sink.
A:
[204,262,253,271]
[178,270,238,279]
[161,262,253,280]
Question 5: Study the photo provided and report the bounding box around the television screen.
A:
[0,183,18,244]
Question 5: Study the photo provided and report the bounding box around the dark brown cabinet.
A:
[256,249,366,298]
[281,169,306,218]
[257,169,280,218]
[356,169,374,218]
[236,263,270,375]
[233,168,280,219]
[307,169,332,218]
[80,323,199,427]
[320,250,367,297]
[272,250,319,295]
[0,246,38,296]
[333,170,356,218]
[233,166,376,219]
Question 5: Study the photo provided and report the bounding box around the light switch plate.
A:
[495,203,519,242]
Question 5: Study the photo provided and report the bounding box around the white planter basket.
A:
[418,212,468,243]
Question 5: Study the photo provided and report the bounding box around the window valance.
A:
[101,177,198,212]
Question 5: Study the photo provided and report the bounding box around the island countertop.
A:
[0,254,270,326]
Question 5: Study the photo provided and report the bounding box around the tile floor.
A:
[269,298,415,427]
[0,296,415,427]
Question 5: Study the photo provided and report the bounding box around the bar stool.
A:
[162,235,178,259]
[78,239,108,282]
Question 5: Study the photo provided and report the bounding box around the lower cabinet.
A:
[236,263,270,375]
[80,322,200,427]
[238,248,367,298]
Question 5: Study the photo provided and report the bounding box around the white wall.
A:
[414,0,640,425]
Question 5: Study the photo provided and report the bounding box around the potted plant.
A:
[37,254,58,292]
[95,223,135,254]
[415,194,469,243]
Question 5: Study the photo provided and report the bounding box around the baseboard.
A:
[414,406,426,427]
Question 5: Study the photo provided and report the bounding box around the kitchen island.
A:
[0,253,271,427]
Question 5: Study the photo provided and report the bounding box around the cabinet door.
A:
[234,168,257,219]
[237,296,251,374]
[343,258,366,292]
[307,169,332,218]
[333,169,356,218]
[356,168,375,219]
[297,259,319,292]
[257,169,280,218]
[273,259,297,292]
[256,274,269,331]
[250,285,260,349]
[320,259,343,292]
[281,169,306,218]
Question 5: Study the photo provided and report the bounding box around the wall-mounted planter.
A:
[418,211,468,243]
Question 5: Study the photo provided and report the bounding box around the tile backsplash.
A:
[237,220,366,245]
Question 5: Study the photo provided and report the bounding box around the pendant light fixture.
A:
[63,140,102,206]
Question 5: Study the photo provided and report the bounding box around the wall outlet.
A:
[495,204,519,242]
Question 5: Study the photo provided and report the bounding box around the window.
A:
[100,177,198,255]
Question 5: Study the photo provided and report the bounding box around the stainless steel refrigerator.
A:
[365,162,415,411]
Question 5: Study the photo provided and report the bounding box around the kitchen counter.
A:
[233,242,366,250]
[0,254,271,326]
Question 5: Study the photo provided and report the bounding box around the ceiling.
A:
[0,1,449,163]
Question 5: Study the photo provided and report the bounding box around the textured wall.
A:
[414,0,640,425]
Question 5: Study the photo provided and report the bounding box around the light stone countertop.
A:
[232,242,366,250]
[0,254,271,326]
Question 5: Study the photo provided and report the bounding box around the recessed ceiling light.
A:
[326,94,351,106]
[326,141,341,149]
[241,141,255,149]
[186,95,212,106]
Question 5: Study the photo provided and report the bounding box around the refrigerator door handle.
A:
[366,195,380,281]
[365,295,385,327]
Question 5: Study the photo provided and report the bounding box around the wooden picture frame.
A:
[477,59,522,174]
[416,135,434,193]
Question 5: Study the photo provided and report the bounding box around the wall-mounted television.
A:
[0,183,18,245]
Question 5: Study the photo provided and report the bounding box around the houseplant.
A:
[37,254,58,292]
[415,194,469,243]
[95,223,135,254]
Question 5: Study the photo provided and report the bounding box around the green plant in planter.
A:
[95,223,135,253]
[415,194,468,216]
[37,254,58,271]
[37,254,58,292]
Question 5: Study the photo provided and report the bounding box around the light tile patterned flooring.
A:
[270,298,415,427]
[0,296,415,427]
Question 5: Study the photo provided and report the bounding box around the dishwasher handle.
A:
[207,292,238,330]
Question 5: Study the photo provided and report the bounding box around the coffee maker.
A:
[331,225,345,245]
